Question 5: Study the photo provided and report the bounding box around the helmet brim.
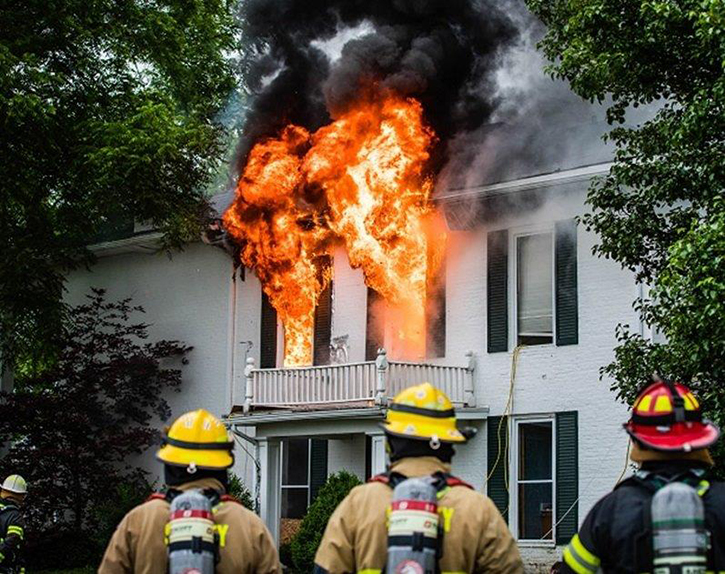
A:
[380,421,469,443]
[624,420,720,452]
[156,444,234,470]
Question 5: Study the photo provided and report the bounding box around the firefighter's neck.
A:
[173,477,226,493]
[390,456,452,477]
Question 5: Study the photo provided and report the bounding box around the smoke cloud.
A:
[236,0,519,173]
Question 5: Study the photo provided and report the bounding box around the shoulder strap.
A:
[444,475,473,490]
[146,492,168,502]
[370,471,473,491]
[220,494,241,505]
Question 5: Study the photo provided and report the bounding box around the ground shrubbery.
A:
[289,471,363,573]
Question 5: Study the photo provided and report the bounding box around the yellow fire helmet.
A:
[156,409,234,472]
[381,382,476,447]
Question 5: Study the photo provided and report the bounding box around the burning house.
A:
[64,0,654,570]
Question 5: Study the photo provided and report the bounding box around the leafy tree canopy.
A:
[0,0,237,370]
[0,289,191,547]
[526,0,725,472]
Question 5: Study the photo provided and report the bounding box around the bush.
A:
[227,472,255,511]
[289,471,363,573]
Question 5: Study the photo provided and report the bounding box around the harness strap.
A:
[368,472,473,491]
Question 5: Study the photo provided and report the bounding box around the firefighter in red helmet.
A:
[561,378,725,574]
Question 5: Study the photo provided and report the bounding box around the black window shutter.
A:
[313,281,333,366]
[365,287,384,361]
[426,272,446,359]
[555,220,578,346]
[556,411,579,545]
[309,439,328,503]
[259,291,277,369]
[486,416,509,522]
[487,230,509,353]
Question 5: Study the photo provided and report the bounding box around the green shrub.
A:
[227,472,255,511]
[290,470,363,573]
[90,478,155,553]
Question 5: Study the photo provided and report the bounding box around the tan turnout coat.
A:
[98,478,280,574]
[314,457,523,574]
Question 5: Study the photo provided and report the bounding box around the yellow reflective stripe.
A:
[6,525,23,539]
[563,547,593,574]
[357,570,382,574]
[571,534,600,568]
[698,480,711,497]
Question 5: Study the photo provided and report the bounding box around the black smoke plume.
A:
[236,0,518,173]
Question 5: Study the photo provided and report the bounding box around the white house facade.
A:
[65,160,648,571]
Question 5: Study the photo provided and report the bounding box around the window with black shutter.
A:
[313,281,333,366]
[260,291,277,368]
[555,411,578,544]
[487,230,509,353]
[426,261,446,358]
[555,219,579,346]
[486,416,509,522]
[309,439,329,504]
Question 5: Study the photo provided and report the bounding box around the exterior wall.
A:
[327,434,367,480]
[64,242,258,485]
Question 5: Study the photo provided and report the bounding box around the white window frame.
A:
[510,415,556,546]
[279,438,312,518]
[510,227,556,348]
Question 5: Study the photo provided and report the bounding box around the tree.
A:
[526,0,725,473]
[0,289,192,542]
[0,0,237,371]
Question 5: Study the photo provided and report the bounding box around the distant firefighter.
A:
[0,474,27,574]
[561,378,725,573]
[99,409,280,574]
[314,382,523,574]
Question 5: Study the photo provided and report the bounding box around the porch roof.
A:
[225,404,489,426]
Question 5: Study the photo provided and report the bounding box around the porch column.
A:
[368,431,388,475]
[257,437,281,545]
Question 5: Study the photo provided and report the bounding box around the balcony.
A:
[238,349,476,414]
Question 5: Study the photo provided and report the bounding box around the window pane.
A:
[517,233,553,342]
[518,482,553,540]
[282,439,309,486]
[281,487,308,519]
[519,422,553,480]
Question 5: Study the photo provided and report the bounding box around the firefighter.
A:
[561,378,725,574]
[99,409,281,574]
[314,382,523,574]
[0,475,26,574]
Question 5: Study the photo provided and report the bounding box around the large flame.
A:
[223,93,445,366]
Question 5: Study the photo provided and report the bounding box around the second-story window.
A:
[487,219,578,353]
[516,233,554,346]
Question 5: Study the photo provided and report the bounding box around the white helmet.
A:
[2,475,27,495]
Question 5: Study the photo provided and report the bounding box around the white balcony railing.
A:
[242,349,476,412]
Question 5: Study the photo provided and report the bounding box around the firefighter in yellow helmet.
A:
[314,383,523,574]
[99,409,281,574]
[0,475,27,574]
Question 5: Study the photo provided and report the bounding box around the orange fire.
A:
[223,93,445,366]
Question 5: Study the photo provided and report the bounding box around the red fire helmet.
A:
[624,379,720,452]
